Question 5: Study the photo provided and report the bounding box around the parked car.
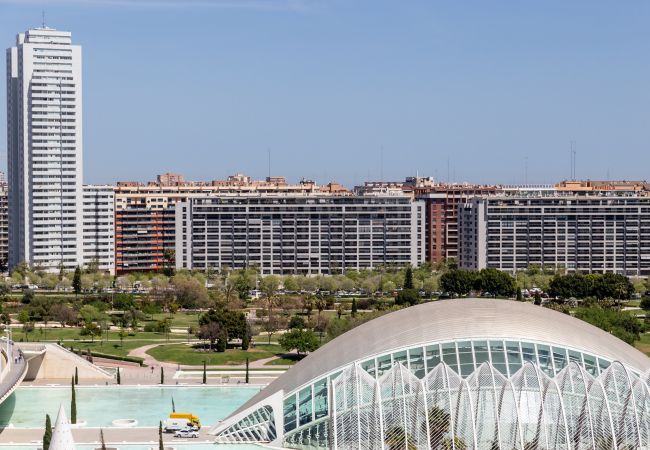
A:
[174,428,199,438]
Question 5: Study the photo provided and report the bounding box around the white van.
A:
[163,418,193,433]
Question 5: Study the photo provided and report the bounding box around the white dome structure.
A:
[211,299,650,449]
[49,404,76,450]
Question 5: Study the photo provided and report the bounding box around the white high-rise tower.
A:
[6,27,83,271]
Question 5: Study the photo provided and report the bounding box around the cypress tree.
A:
[100,428,107,450]
[72,266,82,297]
[74,367,79,385]
[70,376,77,424]
[202,361,206,384]
[116,367,121,385]
[245,357,249,384]
[171,396,176,413]
[351,298,358,318]
[516,288,523,302]
[160,366,164,385]
[159,420,164,450]
[404,266,414,289]
[43,414,52,450]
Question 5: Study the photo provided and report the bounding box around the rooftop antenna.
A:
[569,140,577,180]
[447,157,450,183]
[42,10,46,28]
[380,146,384,182]
[267,148,271,179]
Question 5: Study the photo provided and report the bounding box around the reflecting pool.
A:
[0,386,260,428]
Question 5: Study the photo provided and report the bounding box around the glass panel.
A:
[441,342,459,372]
[408,347,425,378]
[552,346,568,373]
[283,395,297,432]
[393,350,407,367]
[361,359,376,378]
[568,350,582,365]
[583,354,598,376]
[377,354,392,376]
[598,358,610,375]
[329,371,342,383]
[489,340,507,375]
[457,340,474,376]
[313,378,328,419]
[425,344,441,371]
[473,340,490,365]
[521,342,536,364]
[536,344,554,376]
[298,387,312,426]
[506,341,522,376]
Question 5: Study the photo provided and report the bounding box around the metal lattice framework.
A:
[322,360,650,450]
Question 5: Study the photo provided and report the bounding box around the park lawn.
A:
[67,339,156,358]
[149,312,201,329]
[635,334,650,357]
[265,356,299,366]
[146,343,286,366]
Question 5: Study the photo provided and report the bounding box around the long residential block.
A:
[175,193,425,274]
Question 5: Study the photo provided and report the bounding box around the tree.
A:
[172,274,209,309]
[75,367,78,385]
[475,268,516,297]
[440,269,476,296]
[70,376,77,424]
[43,414,52,450]
[516,288,523,301]
[260,275,280,315]
[640,296,650,311]
[100,428,107,450]
[50,304,78,327]
[351,298,358,317]
[279,328,319,355]
[159,420,164,450]
[80,322,102,342]
[163,248,175,277]
[116,367,121,385]
[73,266,82,297]
[262,314,283,344]
[160,367,164,384]
[395,289,419,307]
[245,357,249,384]
[574,306,643,344]
[196,322,224,351]
[403,266,414,290]
[288,315,306,330]
[21,289,34,305]
[202,361,207,384]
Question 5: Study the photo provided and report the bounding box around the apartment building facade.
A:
[6,28,84,271]
[0,176,8,270]
[175,193,425,274]
[458,194,650,276]
[82,185,115,274]
[115,175,349,274]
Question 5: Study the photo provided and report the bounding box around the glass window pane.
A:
[506,341,522,375]
[426,344,441,371]
[536,344,554,376]
[457,341,474,376]
[568,350,582,365]
[377,354,392,376]
[583,354,598,376]
[489,340,507,375]
[552,346,568,373]
[441,342,459,372]
[473,340,490,365]
[298,387,312,426]
[283,395,297,432]
[408,347,425,378]
[598,358,610,375]
[313,379,328,419]
[521,342,536,364]
[393,350,407,367]
[361,359,376,378]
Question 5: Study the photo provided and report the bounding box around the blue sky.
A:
[1,0,650,187]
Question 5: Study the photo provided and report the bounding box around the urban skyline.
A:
[2,2,650,187]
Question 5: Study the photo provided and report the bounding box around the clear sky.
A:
[1,0,650,187]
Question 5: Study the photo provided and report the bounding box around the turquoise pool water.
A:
[0,386,260,428]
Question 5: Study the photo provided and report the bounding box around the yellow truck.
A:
[168,412,201,430]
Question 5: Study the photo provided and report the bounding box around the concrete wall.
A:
[18,343,112,382]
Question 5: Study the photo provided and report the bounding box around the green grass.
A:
[12,327,185,343]
[148,312,201,329]
[635,333,650,357]
[146,343,286,366]
[265,357,299,366]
